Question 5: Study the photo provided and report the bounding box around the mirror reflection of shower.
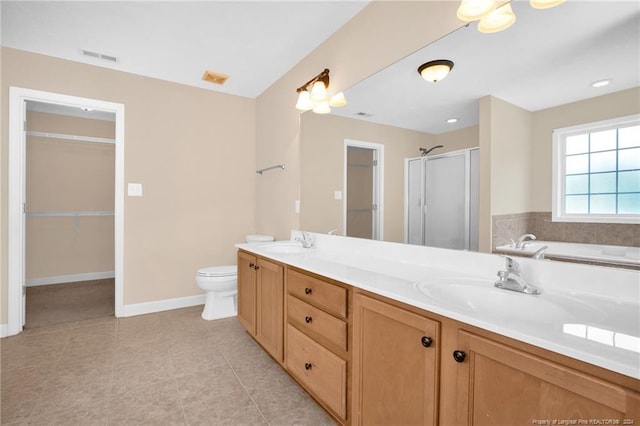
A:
[419,145,444,156]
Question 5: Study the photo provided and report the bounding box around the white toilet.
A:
[196,234,274,320]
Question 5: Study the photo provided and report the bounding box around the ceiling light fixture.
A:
[591,79,612,88]
[418,60,454,83]
[295,68,347,114]
[457,0,565,34]
[447,118,459,124]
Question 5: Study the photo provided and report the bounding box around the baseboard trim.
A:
[0,323,8,338]
[120,294,206,317]
[26,271,115,287]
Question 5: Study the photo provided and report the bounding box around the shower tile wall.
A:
[492,212,639,249]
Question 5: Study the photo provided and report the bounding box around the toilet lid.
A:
[197,265,237,277]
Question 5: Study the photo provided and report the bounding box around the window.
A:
[552,114,640,223]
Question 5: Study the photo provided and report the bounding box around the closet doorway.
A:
[343,140,384,240]
[8,87,125,336]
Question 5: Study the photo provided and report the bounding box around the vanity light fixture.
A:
[478,2,516,33]
[457,0,565,33]
[418,60,454,83]
[295,68,347,114]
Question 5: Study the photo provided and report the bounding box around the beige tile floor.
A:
[0,306,336,425]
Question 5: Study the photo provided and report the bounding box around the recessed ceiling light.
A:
[591,79,612,88]
[446,118,458,124]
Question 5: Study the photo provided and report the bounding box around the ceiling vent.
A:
[81,49,118,62]
[202,70,229,85]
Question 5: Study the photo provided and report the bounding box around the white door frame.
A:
[7,87,125,336]
[343,139,384,240]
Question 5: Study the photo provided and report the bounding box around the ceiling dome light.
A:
[478,3,516,33]
[457,0,496,22]
[591,79,612,88]
[447,118,459,124]
[530,0,566,9]
[418,60,454,83]
[295,90,313,111]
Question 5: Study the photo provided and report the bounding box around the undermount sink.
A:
[258,240,311,254]
[414,277,606,324]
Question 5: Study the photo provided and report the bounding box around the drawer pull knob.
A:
[421,336,433,348]
[304,287,312,295]
[304,316,313,323]
[304,362,312,370]
[254,265,260,270]
[453,350,467,363]
[249,262,254,268]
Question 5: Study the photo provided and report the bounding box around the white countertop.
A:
[236,231,640,380]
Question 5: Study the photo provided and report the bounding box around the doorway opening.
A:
[7,87,125,336]
[343,140,384,240]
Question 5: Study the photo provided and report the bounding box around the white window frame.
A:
[552,114,640,224]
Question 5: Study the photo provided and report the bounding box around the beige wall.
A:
[26,111,115,279]
[255,1,463,240]
[300,112,432,243]
[531,87,640,211]
[434,125,479,152]
[2,47,256,322]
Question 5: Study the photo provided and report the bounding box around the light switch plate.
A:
[294,199,300,214]
[334,191,343,200]
[128,183,143,197]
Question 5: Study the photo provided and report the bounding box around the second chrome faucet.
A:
[494,256,541,295]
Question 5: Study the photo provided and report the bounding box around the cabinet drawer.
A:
[288,269,347,318]
[286,324,347,419]
[287,295,347,352]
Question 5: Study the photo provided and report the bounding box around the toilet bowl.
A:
[196,234,274,320]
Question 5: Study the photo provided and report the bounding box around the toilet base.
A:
[201,290,237,321]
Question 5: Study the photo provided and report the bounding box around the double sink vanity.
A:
[235,231,640,425]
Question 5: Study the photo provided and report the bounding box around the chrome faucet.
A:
[514,233,536,249]
[296,232,314,248]
[532,245,548,260]
[494,256,541,295]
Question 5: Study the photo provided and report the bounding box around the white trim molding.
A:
[7,87,125,337]
[121,294,207,317]
[26,271,116,287]
[0,324,8,338]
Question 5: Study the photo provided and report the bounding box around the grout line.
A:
[215,340,269,425]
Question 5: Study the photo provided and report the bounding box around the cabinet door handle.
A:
[453,350,467,363]
[254,265,260,270]
[421,336,433,348]
[304,287,312,295]
[249,262,255,268]
[304,362,312,370]
[304,316,313,324]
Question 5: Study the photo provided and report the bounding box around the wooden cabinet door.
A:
[454,330,640,425]
[237,251,257,335]
[352,293,440,426]
[256,258,284,362]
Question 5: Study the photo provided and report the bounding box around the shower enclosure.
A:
[405,148,479,250]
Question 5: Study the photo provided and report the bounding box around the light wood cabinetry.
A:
[452,330,640,425]
[237,250,284,362]
[285,268,351,424]
[352,292,440,426]
[237,250,640,425]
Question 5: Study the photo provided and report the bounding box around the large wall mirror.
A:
[300,1,639,251]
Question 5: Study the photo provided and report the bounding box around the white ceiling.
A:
[331,0,640,134]
[1,0,368,99]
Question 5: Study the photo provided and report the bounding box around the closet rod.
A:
[26,211,114,217]
[26,131,115,145]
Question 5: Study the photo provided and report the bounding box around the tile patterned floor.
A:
[0,306,335,425]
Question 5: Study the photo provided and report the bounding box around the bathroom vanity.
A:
[236,233,640,425]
